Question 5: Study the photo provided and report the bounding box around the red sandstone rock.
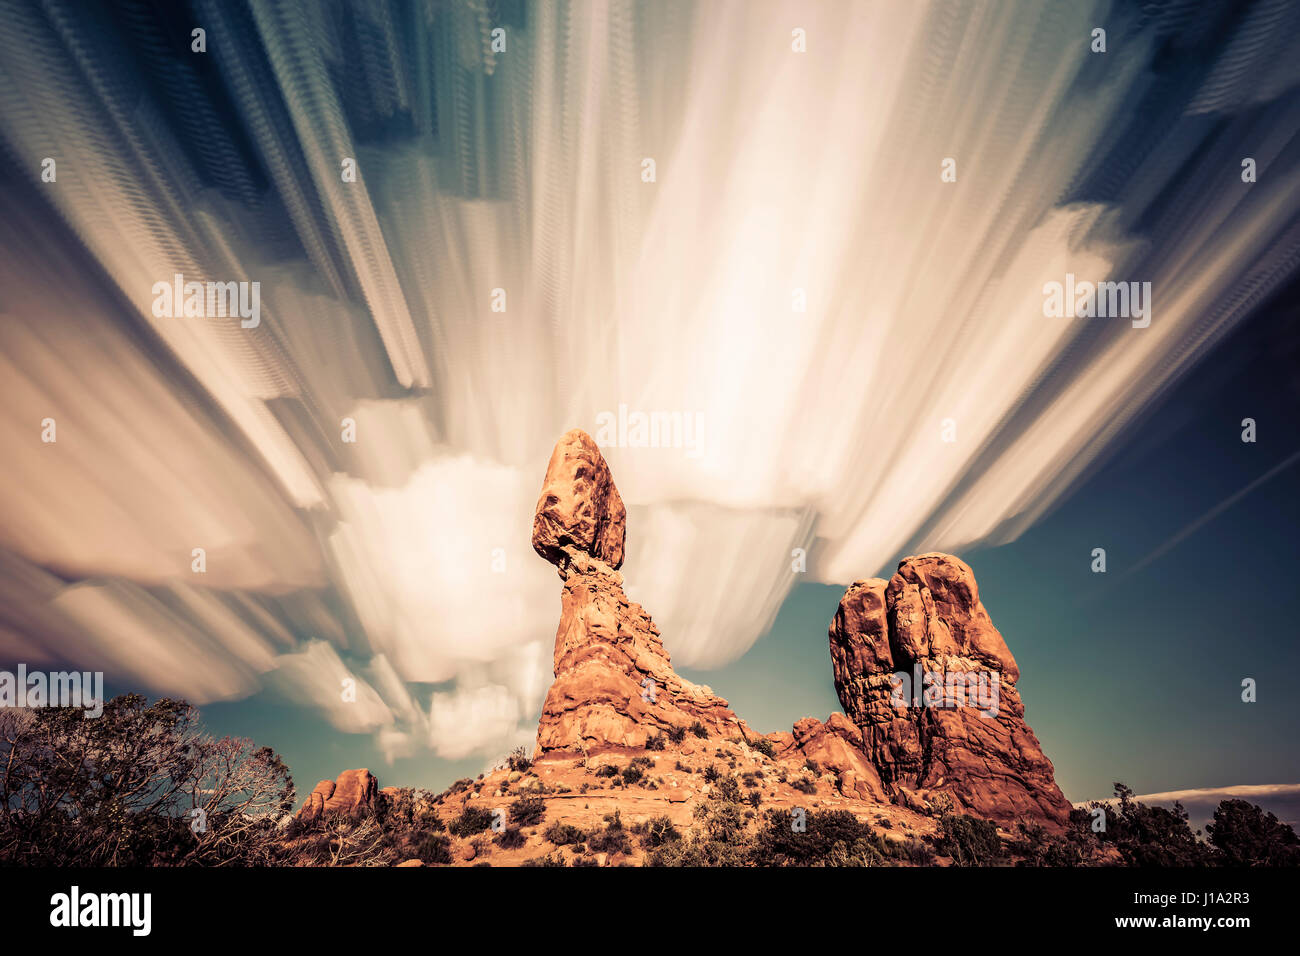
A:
[323,768,379,814]
[532,431,745,754]
[532,429,627,571]
[296,769,380,822]
[828,553,1071,826]
[296,778,336,823]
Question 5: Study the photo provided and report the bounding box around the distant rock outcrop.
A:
[532,429,745,754]
[296,768,380,823]
[828,554,1072,826]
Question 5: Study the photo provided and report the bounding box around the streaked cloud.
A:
[1,0,1298,762]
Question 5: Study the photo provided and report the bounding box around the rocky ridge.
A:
[298,429,1073,864]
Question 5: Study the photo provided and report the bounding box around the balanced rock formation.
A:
[296,768,380,823]
[532,429,746,754]
[828,554,1071,826]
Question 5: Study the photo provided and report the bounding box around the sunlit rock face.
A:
[532,431,745,755]
[532,429,627,572]
[829,555,1072,826]
[295,768,380,824]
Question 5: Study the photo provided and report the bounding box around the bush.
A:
[752,808,886,866]
[1207,799,1300,866]
[668,726,687,744]
[645,733,666,751]
[791,777,818,795]
[594,764,619,779]
[506,745,533,773]
[646,799,753,867]
[448,805,496,838]
[633,815,682,849]
[1086,783,1217,867]
[495,826,527,850]
[587,811,633,855]
[621,764,644,786]
[935,814,1005,866]
[417,833,452,865]
[703,764,720,783]
[510,794,546,827]
[1008,820,1088,867]
[521,851,566,867]
[690,721,708,739]
[712,776,743,803]
[750,738,776,759]
[543,821,586,846]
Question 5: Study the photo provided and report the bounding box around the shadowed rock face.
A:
[532,430,743,754]
[829,554,1072,826]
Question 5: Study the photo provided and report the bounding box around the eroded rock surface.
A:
[828,554,1071,826]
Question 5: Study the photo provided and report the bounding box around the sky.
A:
[1,0,1299,823]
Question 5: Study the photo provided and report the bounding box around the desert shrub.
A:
[630,755,655,768]
[713,775,743,803]
[703,764,720,783]
[587,811,633,855]
[647,798,752,867]
[1206,799,1300,866]
[417,832,453,864]
[804,759,821,775]
[594,764,619,779]
[448,805,496,838]
[1008,820,1089,867]
[506,746,533,773]
[668,726,687,744]
[522,851,566,867]
[690,722,708,739]
[747,791,763,808]
[935,814,1005,866]
[632,815,681,849]
[572,855,599,866]
[621,764,644,786]
[509,794,546,827]
[750,738,776,759]
[752,809,885,867]
[791,777,818,795]
[645,733,666,751]
[544,821,586,846]
[495,826,527,850]
[889,837,936,865]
